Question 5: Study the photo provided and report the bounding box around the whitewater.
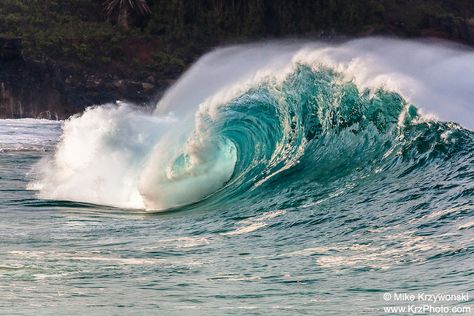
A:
[25,38,474,211]
[1,38,473,314]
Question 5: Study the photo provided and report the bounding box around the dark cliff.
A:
[0,0,473,119]
[0,57,166,119]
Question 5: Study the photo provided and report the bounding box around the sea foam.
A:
[31,38,474,210]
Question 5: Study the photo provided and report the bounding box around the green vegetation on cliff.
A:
[0,0,473,119]
[0,0,473,77]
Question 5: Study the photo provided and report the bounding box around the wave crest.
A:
[30,39,474,211]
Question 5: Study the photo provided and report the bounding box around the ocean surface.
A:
[1,38,473,315]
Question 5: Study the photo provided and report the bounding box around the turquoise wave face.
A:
[188,65,474,213]
[31,60,474,212]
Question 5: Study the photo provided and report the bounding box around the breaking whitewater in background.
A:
[1,38,473,314]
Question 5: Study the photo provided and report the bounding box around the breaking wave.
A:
[29,38,474,211]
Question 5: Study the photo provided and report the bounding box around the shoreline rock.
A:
[0,58,168,120]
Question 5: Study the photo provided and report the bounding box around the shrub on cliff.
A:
[104,0,151,30]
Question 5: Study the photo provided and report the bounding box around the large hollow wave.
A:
[30,38,474,211]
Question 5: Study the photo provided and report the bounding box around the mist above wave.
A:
[29,38,474,210]
[158,37,474,129]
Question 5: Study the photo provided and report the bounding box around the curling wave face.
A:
[30,38,474,211]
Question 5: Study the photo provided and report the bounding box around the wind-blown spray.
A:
[30,38,474,210]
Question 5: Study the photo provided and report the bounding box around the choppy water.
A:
[1,39,474,315]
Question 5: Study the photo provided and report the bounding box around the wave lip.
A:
[30,38,474,211]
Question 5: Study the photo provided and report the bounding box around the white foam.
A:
[31,38,474,210]
[221,222,267,236]
[458,221,474,230]
[222,210,286,236]
[0,118,61,152]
